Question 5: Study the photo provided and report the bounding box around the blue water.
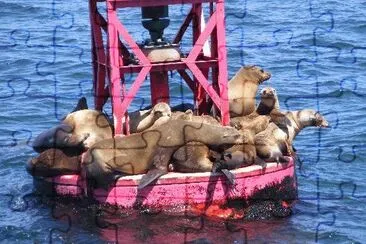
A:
[1,0,366,243]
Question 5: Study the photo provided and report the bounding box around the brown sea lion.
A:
[255,109,329,162]
[228,65,271,117]
[32,96,113,153]
[83,120,245,189]
[170,112,226,174]
[26,148,81,177]
[172,142,217,173]
[32,109,113,153]
[32,100,171,153]
[129,102,172,133]
[230,86,279,131]
[230,115,270,135]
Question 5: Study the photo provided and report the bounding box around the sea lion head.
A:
[297,109,329,128]
[26,148,80,177]
[218,126,246,145]
[243,65,271,84]
[151,102,172,119]
[260,87,277,107]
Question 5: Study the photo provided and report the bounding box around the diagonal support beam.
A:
[173,7,194,44]
[119,66,152,117]
[184,61,222,110]
[186,10,217,61]
[110,14,151,66]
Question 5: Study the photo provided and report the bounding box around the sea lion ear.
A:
[72,97,88,112]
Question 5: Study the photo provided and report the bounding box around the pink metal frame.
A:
[89,0,230,135]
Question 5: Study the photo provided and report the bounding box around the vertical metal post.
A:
[106,0,124,135]
[150,71,170,105]
[89,0,107,110]
[215,0,229,125]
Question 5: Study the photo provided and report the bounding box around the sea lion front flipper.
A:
[220,169,235,185]
[138,168,167,189]
[137,147,176,189]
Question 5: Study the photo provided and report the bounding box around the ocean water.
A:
[0,0,365,243]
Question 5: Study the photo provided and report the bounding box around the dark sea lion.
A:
[83,120,245,189]
[129,102,172,133]
[228,65,271,117]
[256,87,280,115]
[26,148,81,177]
[255,109,329,162]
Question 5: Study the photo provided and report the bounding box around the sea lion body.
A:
[172,142,215,173]
[228,65,271,117]
[170,112,223,173]
[220,129,259,168]
[230,115,270,134]
[84,120,245,188]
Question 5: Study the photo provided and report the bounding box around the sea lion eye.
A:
[262,90,267,95]
[260,69,264,73]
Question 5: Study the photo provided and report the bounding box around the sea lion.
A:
[170,112,227,174]
[255,109,329,162]
[224,88,278,167]
[32,97,113,153]
[26,148,81,177]
[230,86,279,131]
[32,109,113,153]
[83,119,245,189]
[228,65,271,117]
[230,115,270,135]
[32,100,171,153]
[129,102,172,133]
[172,142,217,173]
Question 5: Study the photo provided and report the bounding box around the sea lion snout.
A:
[26,158,36,175]
[315,112,329,128]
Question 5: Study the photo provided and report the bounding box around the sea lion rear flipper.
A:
[71,97,88,112]
[137,147,175,189]
[220,169,235,185]
[138,168,167,189]
[212,160,235,185]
